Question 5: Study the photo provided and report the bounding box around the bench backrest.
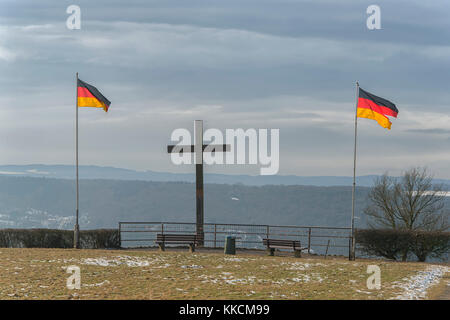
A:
[263,238,301,248]
[157,233,198,243]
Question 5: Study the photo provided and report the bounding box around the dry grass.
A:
[0,248,447,300]
[426,270,450,300]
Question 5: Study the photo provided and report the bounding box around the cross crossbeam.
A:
[167,144,230,154]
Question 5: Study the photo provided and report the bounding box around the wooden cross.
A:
[167,120,230,246]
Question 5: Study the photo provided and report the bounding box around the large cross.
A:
[167,120,230,246]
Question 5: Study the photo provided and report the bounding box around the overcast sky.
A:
[1,0,450,178]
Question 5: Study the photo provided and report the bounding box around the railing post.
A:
[118,222,122,249]
[266,225,270,239]
[348,235,352,259]
[214,224,217,248]
[161,223,164,235]
[308,228,311,254]
[325,239,331,259]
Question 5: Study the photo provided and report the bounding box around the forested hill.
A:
[3,164,450,187]
[0,176,373,229]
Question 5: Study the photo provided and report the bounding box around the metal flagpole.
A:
[74,72,80,249]
[350,81,359,261]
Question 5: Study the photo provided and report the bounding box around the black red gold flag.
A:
[357,88,398,129]
[77,79,111,112]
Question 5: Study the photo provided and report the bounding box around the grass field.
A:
[0,248,447,300]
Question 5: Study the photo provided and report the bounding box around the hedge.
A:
[0,228,120,249]
[356,229,449,262]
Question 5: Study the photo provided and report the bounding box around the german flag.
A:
[357,88,398,130]
[77,79,111,112]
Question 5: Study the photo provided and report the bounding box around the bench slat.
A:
[263,238,301,249]
[156,233,199,253]
[156,233,199,244]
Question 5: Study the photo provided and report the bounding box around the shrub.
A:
[80,229,120,249]
[409,230,450,262]
[356,229,449,262]
[356,229,409,261]
[0,229,120,249]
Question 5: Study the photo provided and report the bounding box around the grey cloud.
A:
[3,0,450,47]
[0,1,450,178]
[406,128,450,135]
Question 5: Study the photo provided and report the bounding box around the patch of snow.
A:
[391,265,449,300]
[289,277,308,283]
[80,255,152,267]
[280,262,311,270]
[224,257,253,262]
[83,280,110,287]
[355,289,373,295]
[181,264,203,269]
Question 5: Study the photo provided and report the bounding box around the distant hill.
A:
[0,175,373,230]
[2,164,450,187]
[0,174,449,236]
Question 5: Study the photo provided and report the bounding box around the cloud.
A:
[0,21,400,69]
[0,1,449,178]
[0,46,15,61]
[406,128,450,135]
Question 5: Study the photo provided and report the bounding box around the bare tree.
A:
[365,167,449,231]
[363,167,449,261]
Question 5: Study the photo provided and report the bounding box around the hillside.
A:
[1,175,449,231]
[3,164,450,187]
[0,175,372,229]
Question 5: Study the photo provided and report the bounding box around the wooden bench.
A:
[263,238,305,257]
[156,234,200,252]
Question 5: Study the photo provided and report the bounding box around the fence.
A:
[119,222,352,257]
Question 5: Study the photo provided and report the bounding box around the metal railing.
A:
[119,222,352,256]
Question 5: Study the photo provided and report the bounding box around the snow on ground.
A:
[79,255,163,267]
[42,252,448,300]
[181,264,203,269]
[391,265,449,300]
[83,280,110,287]
[223,257,255,262]
[280,262,312,270]
[196,269,324,286]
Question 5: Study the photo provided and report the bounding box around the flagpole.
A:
[350,81,359,261]
[74,72,80,249]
